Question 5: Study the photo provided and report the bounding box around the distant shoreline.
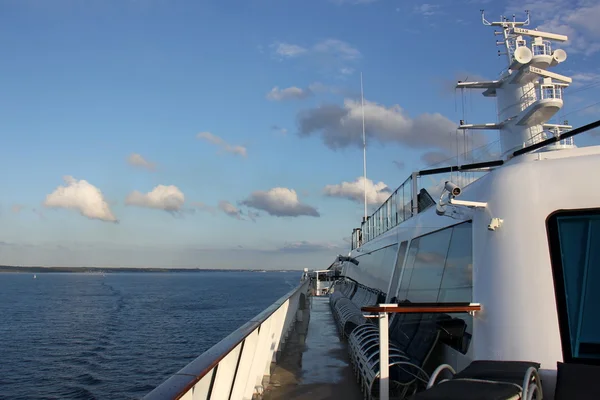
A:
[0,265,300,273]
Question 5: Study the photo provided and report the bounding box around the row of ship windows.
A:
[354,221,473,305]
[351,211,600,362]
[351,221,473,354]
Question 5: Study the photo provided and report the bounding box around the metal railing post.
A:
[379,307,389,400]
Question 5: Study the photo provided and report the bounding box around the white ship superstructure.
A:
[146,12,600,400]
[458,11,574,156]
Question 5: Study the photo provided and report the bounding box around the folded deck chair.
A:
[408,360,542,400]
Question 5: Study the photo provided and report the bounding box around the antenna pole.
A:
[361,72,367,222]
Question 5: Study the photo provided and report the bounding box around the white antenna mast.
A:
[361,72,367,222]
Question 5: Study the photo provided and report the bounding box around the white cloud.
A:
[323,176,390,205]
[297,98,483,151]
[414,3,439,16]
[241,187,319,217]
[266,82,352,101]
[197,132,247,157]
[266,86,313,101]
[219,200,244,220]
[125,185,185,213]
[127,153,156,171]
[340,67,355,76]
[506,0,600,55]
[270,39,361,62]
[270,42,308,58]
[43,176,118,223]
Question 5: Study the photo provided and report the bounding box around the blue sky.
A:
[1,0,599,269]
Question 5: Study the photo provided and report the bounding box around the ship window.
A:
[397,243,418,301]
[396,221,473,303]
[352,243,398,294]
[394,221,473,354]
[386,241,408,302]
[547,210,600,364]
[437,222,473,303]
[406,228,453,302]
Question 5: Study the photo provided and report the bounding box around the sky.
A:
[0,0,599,269]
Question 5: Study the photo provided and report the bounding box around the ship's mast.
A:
[361,72,367,222]
[459,10,575,157]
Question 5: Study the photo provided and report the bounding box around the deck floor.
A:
[264,296,362,400]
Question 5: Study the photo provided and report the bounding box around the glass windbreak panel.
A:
[555,214,600,360]
[406,228,453,302]
[404,183,413,220]
[397,242,418,301]
[387,241,408,302]
[437,222,473,302]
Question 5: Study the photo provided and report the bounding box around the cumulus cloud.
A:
[125,185,185,213]
[297,98,480,152]
[323,176,391,205]
[219,200,243,220]
[197,132,247,157]
[43,176,118,223]
[266,86,313,101]
[241,187,320,217]
[506,0,600,55]
[127,153,156,171]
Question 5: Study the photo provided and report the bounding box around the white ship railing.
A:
[352,174,418,249]
[520,83,564,111]
[143,278,310,400]
[532,40,552,56]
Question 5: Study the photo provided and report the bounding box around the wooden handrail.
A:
[361,302,481,314]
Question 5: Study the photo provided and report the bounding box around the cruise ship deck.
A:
[264,296,361,400]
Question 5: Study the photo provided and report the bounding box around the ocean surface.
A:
[0,271,302,399]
